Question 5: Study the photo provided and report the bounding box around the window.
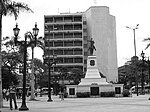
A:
[74,24,82,30]
[84,60,87,64]
[74,49,82,55]
[83,21,87,25]
[74,33,82,38]
[64,33,73,38]
[64,25,73,30]
[64,50,73,55]
[64,16,73,22]
[54,17,63,22]
[45,17,53,23]
[74,16,82,22]
[74,58,83,63]
[64,58,73,63]
[74,41,82,46]
[69,88,75,95]
[115,87,121,94]
[54,41,63,47]
[64,41,73,46]
[45,41,53,47]
[54,50,63,55]
[57,58,63,63]
[54,33,63,39]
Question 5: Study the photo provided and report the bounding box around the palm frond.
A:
[13,2,33,13]
[143,38,150,42]
[2,0,33,20]
[145,44,150,50]
[143,37,150,49]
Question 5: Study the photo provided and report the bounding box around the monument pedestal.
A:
[79,55,109,85]
[66,55,123,97]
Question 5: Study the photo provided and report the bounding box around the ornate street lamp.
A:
[32,23,39,46]
[43,55,57,102]
[13,23,20,45]
[141,50,145,94]
[13,23,39,111]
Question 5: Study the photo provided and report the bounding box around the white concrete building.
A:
[84,6,118,82]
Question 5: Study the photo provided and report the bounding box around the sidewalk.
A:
[1,94,150,112]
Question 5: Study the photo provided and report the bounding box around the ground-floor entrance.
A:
[90,87,99,96]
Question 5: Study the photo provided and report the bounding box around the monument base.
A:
[66,56,123,97]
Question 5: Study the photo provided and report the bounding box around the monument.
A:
[66,38,123,97]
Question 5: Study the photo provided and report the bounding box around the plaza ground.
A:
[1,94,150,112]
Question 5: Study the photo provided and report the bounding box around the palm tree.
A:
[29,37,44,100]
[0,0,33,108]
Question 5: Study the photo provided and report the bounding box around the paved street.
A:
[1,94,150,112]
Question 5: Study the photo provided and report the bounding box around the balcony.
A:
[64,50,73,55]
[64,41,73,46]
[64,58,73,63]
[54,41,63,47]
[74,41,82,46]
[74,58,83,63]
[74,16,82,22]
[64,33,73,38]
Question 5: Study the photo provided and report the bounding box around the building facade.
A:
[44,12,87,73]
[44,6,118,83]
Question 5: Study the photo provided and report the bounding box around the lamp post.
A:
[126,24,139,56]
[141,50,145,94]
[126,24,139,96]
[43,55,57,102]
[13,23,39,111]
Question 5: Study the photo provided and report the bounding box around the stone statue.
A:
[88,38,96,55]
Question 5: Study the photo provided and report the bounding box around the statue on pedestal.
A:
[88,38,96,55]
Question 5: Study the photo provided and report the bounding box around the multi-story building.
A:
[44,6,118,83]
[44,13,88,73]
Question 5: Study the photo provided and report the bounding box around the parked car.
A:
[41,87,53,95]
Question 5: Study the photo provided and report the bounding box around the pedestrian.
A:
[2,89,6,99]
[6,89,9,101]
[60,88,64,101]
[18,89,22,99]
[9,84,18,110]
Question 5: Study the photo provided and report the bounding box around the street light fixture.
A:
[141,50,145,94]
[43,55,57,102]
[126,24,139,96]
[13,23,20,46]
[13,23,39,111]
[32,23,39,46]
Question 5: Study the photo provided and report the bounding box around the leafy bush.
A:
[76,92,90,98]
[100,91,115,97]
[122,89,130,97]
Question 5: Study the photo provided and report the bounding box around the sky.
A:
[2,0,150,67]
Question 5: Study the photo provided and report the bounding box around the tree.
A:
[58,67,69,88]
[2,65,19,89]
[32,58,45,88]
[0,0,32,107]
[1,37,24,88]
[69,68,84,85]
[119,58,148,89]
[28,36,44,100]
